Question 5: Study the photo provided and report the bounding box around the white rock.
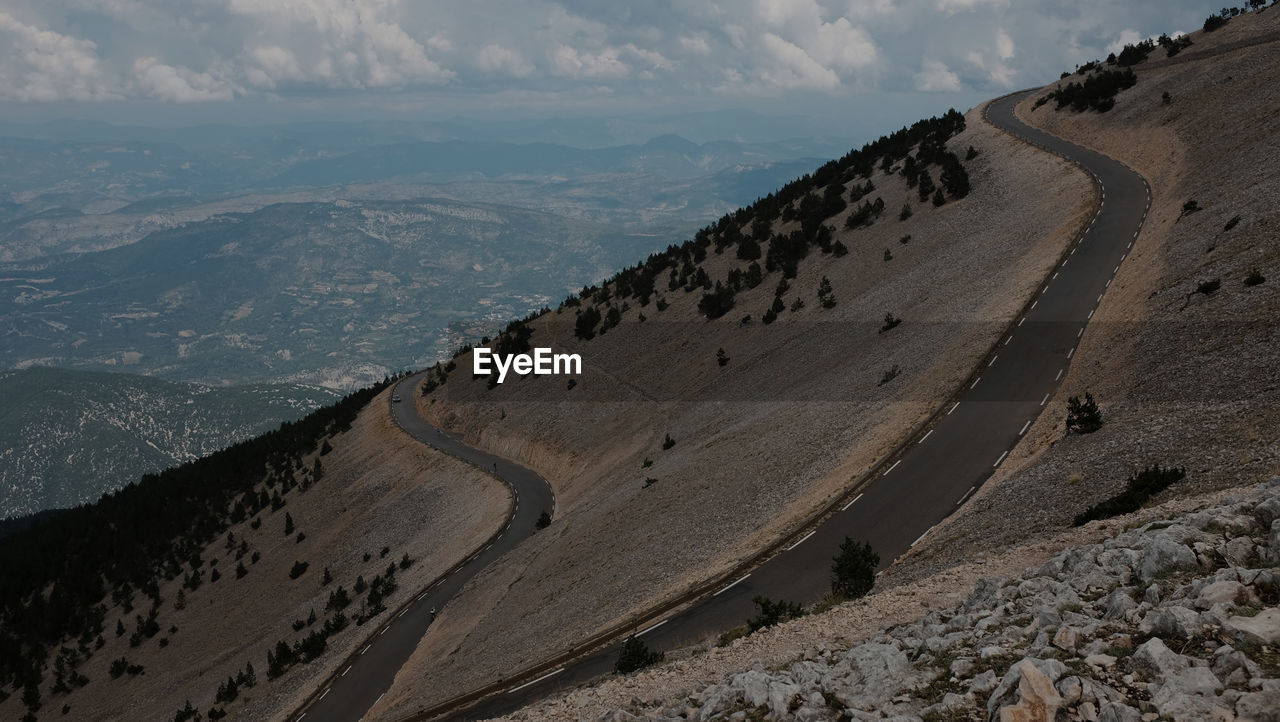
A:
[1139,536,1198,582]
[1129,638,1190,681]
[1224,608,1280,646]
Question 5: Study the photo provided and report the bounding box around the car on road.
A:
[391,394,401,402]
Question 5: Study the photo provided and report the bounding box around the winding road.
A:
[294,88,1151,722]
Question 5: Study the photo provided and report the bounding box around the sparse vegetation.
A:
[1066,391,1103,434]
[288,561,309,580]
[899,203,912,221]
[615,634,664,674]
[1180,199,1200,218]
[747,595,807,633]
[536,512,551,530]
[831,537,879,599]
[662,434,676,450]
[716,348,729,367]
[1074,464,1187,525]
[879,313,902,333]
[1037,69,1137,113]
[1197,278,1222,295]
[1244,269,1266,286]
[878,366,900,386]
[1224,215,1241,231]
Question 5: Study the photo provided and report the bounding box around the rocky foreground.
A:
[574,482,1280,721]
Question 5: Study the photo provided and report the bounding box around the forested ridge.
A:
[0,378,395,708]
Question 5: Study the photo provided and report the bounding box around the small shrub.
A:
[899,203,913,221]
[535,512,551,530]
[1066,391,1103,434]
[965,145,979,160]
[615,635,664,674]
[899,234,911,244]
[831,537,879,599]
[288,561,309,580]
[878,366,900,386]
[662,434,676,450]
[642,457,652,468]
[1180,199,1200,218]
[790,297,805,312]
[879,313,901,333]
[1244,269,1266,286]
[1074,464,1186,525]
[1224,215,1241,231]
[1203,13,1228,32]
[1162,91,1172,105]
[1197,278,1222,295]
[883,248,893,262]
[932,188,946,207]
[747,595,806,632]
[716,348,729,367]
[643,477,658,488]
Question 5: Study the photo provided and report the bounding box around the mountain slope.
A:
[0,367,342,518]
[370,105,1095,717]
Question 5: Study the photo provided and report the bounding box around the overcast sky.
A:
[0,1,1217,134]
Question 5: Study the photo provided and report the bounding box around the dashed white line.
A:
[1097,294,1104,303]
[918,429,934,445]
[1056,368,1064,381]
[1005,336,1012,346]
[379,627,389,637]
[1106,278,1112,288]
[1052,272,1059,280]
[319,689,329,701]
[398,609,408,619]
[1088,309,1095,320]
[1042,285,1049,295]
[949,402,960,415]
[971,377,981,389]
[1041,393,1050,406]
[638,619,669,637]
[1031,300,1038,310]
[957,486,976,506]
[1067,348,1075,360]
[1078,327,1084,338]
[342,666,351,677]
[714,574,751,597]
[508,668,565,694]
[842,493,864,511]
[360,645,370,655]
[1019,420,1031,436]
[994,451,1010,468]
[787,531,817,551]
[988,355,998,367]
[376,693,385,704]
[1018,316,1026,327]
[883,459,902,476]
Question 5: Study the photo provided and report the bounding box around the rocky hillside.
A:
[516,481,1280,722]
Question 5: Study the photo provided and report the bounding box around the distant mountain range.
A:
[0,366,342,520]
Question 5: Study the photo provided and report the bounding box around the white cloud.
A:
[477,44,533,78]
[1106,29,1144,56]
[914,59,962,92]
[0,12,116,102]
[759,32,841,91]
[132,57,236,102]
[550,45,629,79]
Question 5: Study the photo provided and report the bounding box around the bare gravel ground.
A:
[371,107,1095,719]
[428,11,1280,721]
[0,388,509,722]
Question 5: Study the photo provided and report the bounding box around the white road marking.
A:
[342,666,351,677]
[714,574,751,597]
[398,609,408,619]
[883,460,902,476]
[1005,336,1012,346]
[989,355,998,367]
[1042,285,1049,295]
[1052,272,1058,280]
[971,377,981,389]
[1041,393,1050,407]
[379,627,389,636]
[319,689,329,701]
[957,486,976,505]
[1088,309,1094,320]
[994,451,1010,468]
[361,645,370,655]
[508,668,565,694]
[1067,348,1075,359]
[842,493,864,511]
[1062,257,1069,266]
[1097,294,1104,303]
[377,693,385,704]
[1106,279,1112,288]
[1018,317,1026,327]
[787,531,817,551]
[911,527,933,548]
[1019,420,1032,436]
[1056,368,1064,381]
[949,402,960,415]
[918,430,934,445]
[638,619,669,637]
[1078,327,1084,338]
[1031,300,1038,310]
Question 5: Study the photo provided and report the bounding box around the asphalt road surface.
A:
[299,87,1150,721]
[293,373,555,722]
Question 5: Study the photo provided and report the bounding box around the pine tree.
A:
[831,537,879,599]
[615,634,664,674]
